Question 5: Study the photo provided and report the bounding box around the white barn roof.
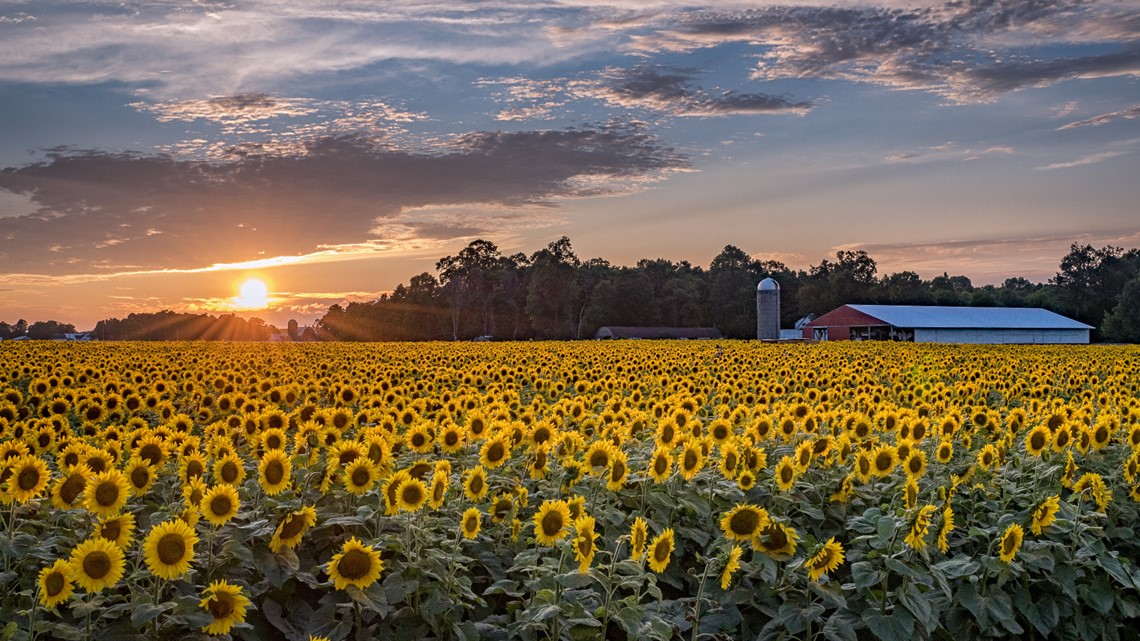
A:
[846,305,1092,330]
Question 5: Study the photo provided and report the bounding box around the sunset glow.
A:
[233,278,270,311]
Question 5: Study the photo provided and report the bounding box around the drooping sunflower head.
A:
[199,580,252,635]
[573,515,599,573]
[805,537,845,582]
[270,505,317,553]
[1030,495,1061,535]
[998,523,1024,563]
[327,537,384,590]
[720,545,744,590]
[754,522,798,558]
[630,516,648,562]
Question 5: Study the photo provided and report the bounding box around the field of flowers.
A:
[1,340,1139,641]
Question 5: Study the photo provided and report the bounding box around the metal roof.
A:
[846,305,1093,330]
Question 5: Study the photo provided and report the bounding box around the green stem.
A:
[600,539,626,638]
[690,556,714,641]
[28,586,39,641]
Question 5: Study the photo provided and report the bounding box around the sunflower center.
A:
[101,520,122,541]
[541,511,565,536]
[208,595,235,620]
[210,495,233,516]
[264,460,284,485]
[401,483,424,505]
[577,531,593,556]
[874,452,892,472]
[95,481,120,506]
[130,466,151,489]
[611,459,626,481]
[351,467,371,487]
[908,458,922,474]
[730,509,760,536]
[60,475,85,503]
[763,525,787,549]
[433,481,445,502]
[653,540,670,562]
[279,514,306,540]
[1030,432,1046,450]
[654,455,668,475]
[780,465,793,483]
[487,442,505,462]
[464,515,479,533]
[157,533,187,565]
[83,551,112,580]
[444,431,459,447]
[17,466,41,491]
[338,548,372,580]
[724,452,737,471]
[683,450,698,470]
[186,460,204,479]
[1002,534,1017,554]
[220,462,239,483]
[469,475,484,494]
[45,571,66,596]
[139,444,162,466]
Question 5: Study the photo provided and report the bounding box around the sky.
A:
[1,0,1138,330]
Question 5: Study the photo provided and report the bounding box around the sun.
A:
[233,278,270,310]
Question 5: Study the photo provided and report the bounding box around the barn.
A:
[803,305,1092,344]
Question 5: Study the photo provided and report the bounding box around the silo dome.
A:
[758,277,779,292]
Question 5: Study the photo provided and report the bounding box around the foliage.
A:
[1,341,1139,641]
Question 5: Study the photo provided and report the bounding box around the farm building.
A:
[803,305,1092,344]
[594,326,722,340]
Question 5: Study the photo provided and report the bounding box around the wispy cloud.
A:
[1035,150,1128,170]
[1057,104,1140,130]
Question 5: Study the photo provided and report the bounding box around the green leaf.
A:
[851,561,881,590]
[955,581,986,624]
[936,556,980,579]
[1099,553,1137,590]
[984,592,1022,634]
[1080,574,1115,615]
[130,602,173,628]
[862,608,915,641]
[822,612,859,641]
[898,583,933,629]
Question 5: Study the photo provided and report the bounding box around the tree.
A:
[1052,244,1140,334]
[28,320,76,340]
[436,239,503,340]
[708,245,755,337]
[1102,275,1140,343]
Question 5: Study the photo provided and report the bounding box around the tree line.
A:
[316,238,1140,342]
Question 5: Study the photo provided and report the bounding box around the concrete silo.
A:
[756,278,780,340]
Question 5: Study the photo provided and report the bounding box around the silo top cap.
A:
[758,278,779,291]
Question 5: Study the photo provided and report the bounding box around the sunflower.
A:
[935,439,953,464]
[463,465,489,502]
[903,450,927,479]
[936,506,955,554]
[406,424,435,454]
[143,518,198,580]
[566,495,587,521]
[630,517,648,562]
[678,441,705,480]
[1052,424,1073,452]
[737,470,757,491]
[396,477,428,513]
[69,537,126,592]
[720,503,770,542]
[720,545,743,590]
[647,528,675,573]
[584,441,614,473]
[998,523,1024,563]
[258,449,292,496]
[648,447,673,483]
[805,537,845,581]
[754,521,798,558]
[343,459,378,495]
[528,444,550,480]
[533,500,571,546]
[461,507,482,540]
[213,452,246,486]
[1030,495,1060,535]
[829,473,855,504]
[439,423,466,454]
[8,454,49,503]
[327,537,384,590]
[901,478,919,510]
[774,455,797,492]
[84,468,130,518]
[854,451,874,483]
[178,451,209,485]
[871,445,898,478]
[95,512,136,549]
[201,483,241,526]
[199,580,251,635]
[904,505,937,551]
[133,434,169,468]
[718,441,741,480]
[270,505,317,553]
[428,473,449,509]
[606,450,629,491]
[793,441,813,472]
[489,493,515,523]
[123,457,157,497]
[38,559,75,608]
[573,515,599,573]
[480,435,512,469]
[1024,425,1051,457]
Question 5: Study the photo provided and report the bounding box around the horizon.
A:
[2,0,1138,331]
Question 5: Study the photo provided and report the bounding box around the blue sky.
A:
[0,0,1138,328]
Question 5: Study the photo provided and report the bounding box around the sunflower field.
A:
[1,341,1139,641]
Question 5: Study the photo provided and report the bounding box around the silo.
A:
[756,278,780,340]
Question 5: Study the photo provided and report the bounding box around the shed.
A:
[595,326,722,340]
[803,305,1091,344]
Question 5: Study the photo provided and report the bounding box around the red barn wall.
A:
[803,306,890,341]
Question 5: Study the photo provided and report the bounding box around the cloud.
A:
[1035,150,1129,170]
[1057,104,1140,130]
[0,125,688,277]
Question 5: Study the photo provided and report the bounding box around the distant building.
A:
[804,305,1091,344]
[595,326,722,340]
